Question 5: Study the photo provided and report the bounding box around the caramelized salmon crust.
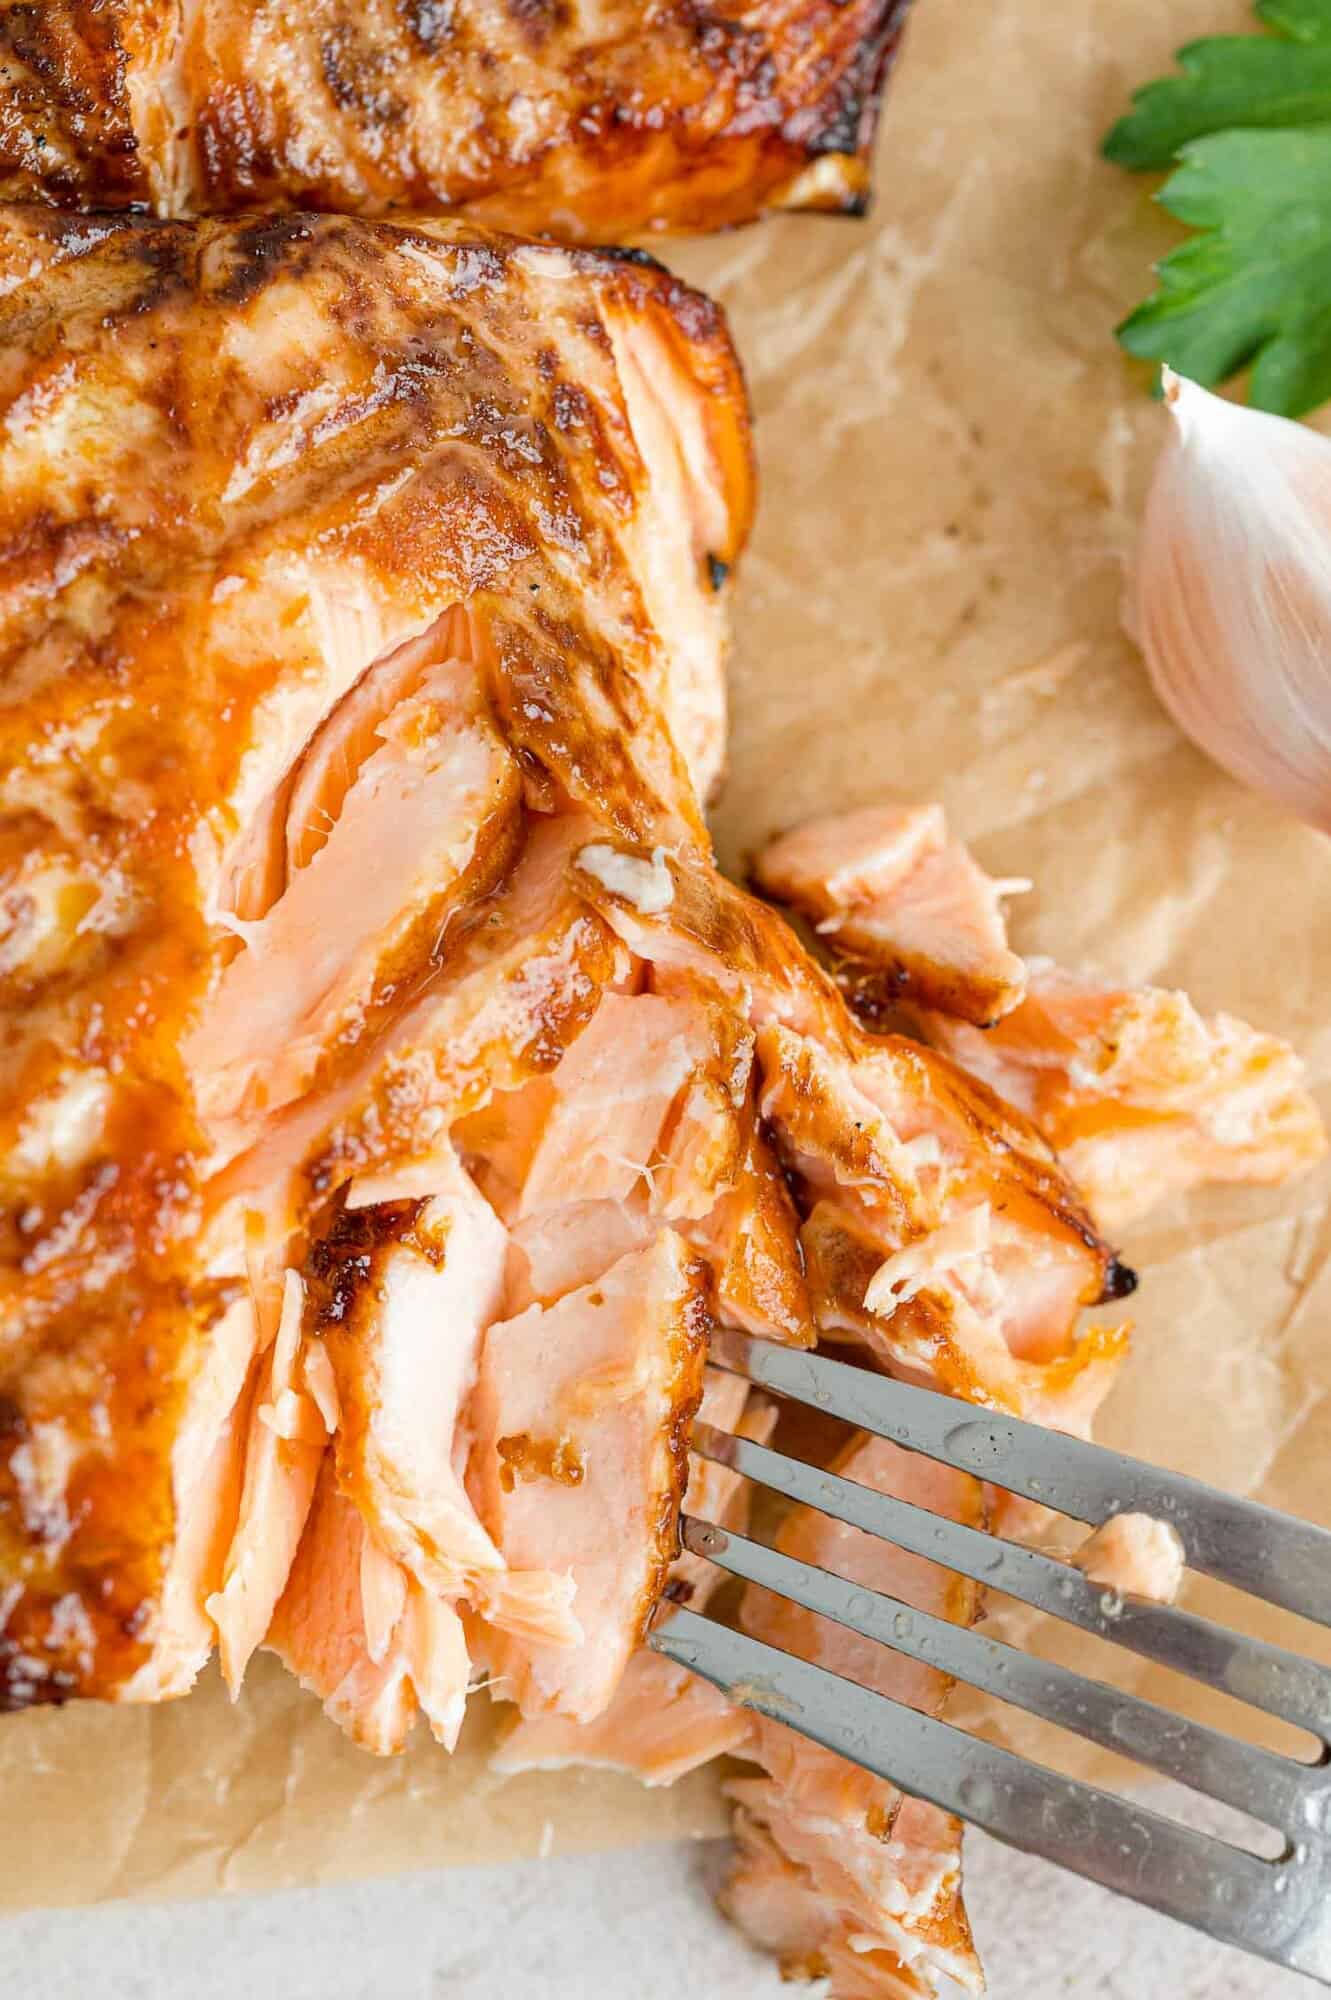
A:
[0,0,912,238]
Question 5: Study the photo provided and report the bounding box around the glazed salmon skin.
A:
[0,0,912,239]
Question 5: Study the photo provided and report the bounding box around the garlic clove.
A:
[1134,368,1331,833]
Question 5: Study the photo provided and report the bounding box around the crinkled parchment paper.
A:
[5,0,1329,1911]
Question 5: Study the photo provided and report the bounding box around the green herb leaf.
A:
[1117,127,1331,415]
[1106,2,1331,413]
[1104,27,1331,170]
[1258,0,1331,44]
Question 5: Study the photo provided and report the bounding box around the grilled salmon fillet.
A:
[0,0,911,238]
[0,204,752,1710]
[3,210,1322,2000]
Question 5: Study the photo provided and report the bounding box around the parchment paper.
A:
[6,0,1329,1911]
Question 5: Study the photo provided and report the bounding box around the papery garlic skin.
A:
[1135,369,1331,832]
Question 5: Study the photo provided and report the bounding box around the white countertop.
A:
[2,1835,1318,1998]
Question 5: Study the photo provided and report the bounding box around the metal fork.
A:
[648,1329,1331,1985]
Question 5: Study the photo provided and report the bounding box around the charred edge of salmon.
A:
[856,0,915,176]
[344,217,755,572]
[787,0,915,196]
[639,1267,712,1643]
[1100,1255,1138,1303]
[833,953,1015,1034]
[824,955,920,1032]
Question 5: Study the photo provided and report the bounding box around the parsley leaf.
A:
[1104,3,1331,169]
[1106,2,1331,415]
[1263,0,1331,40]
[1117,128,1331,415]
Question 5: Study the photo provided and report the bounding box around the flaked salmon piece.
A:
[267,1458,470,1755]
[506,1199,656,1315]
[651,989,756,1225]
[195,659,522,1132]
[690,1108,816,1346]
[284,608,477,880]
[121,1292,258,1701]
[207,1271,330,1692]
[755,1022,934,1242]
[306,1152,508,1599]
[927,961,1327,1229]
[727,1790,979,1999]
[757,1022,1121,1367]
[516,988,752,1219]
[491,1369,769,1785]
[267,1463,413,1752]
[756,804,1029,1028]
[399,1584,473,1751]
[198,570,427,936]
[469,957,756,1223]
[467,1230,708,1723]
[760,807,954,912]
[802,1198,1131,1433]
[517,992,704,1212]
[577,841,1121,1382]
[209,816,630,1222]
[728,1433,986,1998]
[864,1200,1109,1370]
[468,1569,581,1651]
[218,609,472,926]
[491,1649,752,1789]
[574,839,844,1039]
[1073,1512,1186,1604]
[723,1810,931,1998]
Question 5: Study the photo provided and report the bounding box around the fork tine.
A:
[648,1608,1327,1979]
[679,1515,1316,1834]
[710,1330,1331,1630]
[694,1422,1331,1743]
